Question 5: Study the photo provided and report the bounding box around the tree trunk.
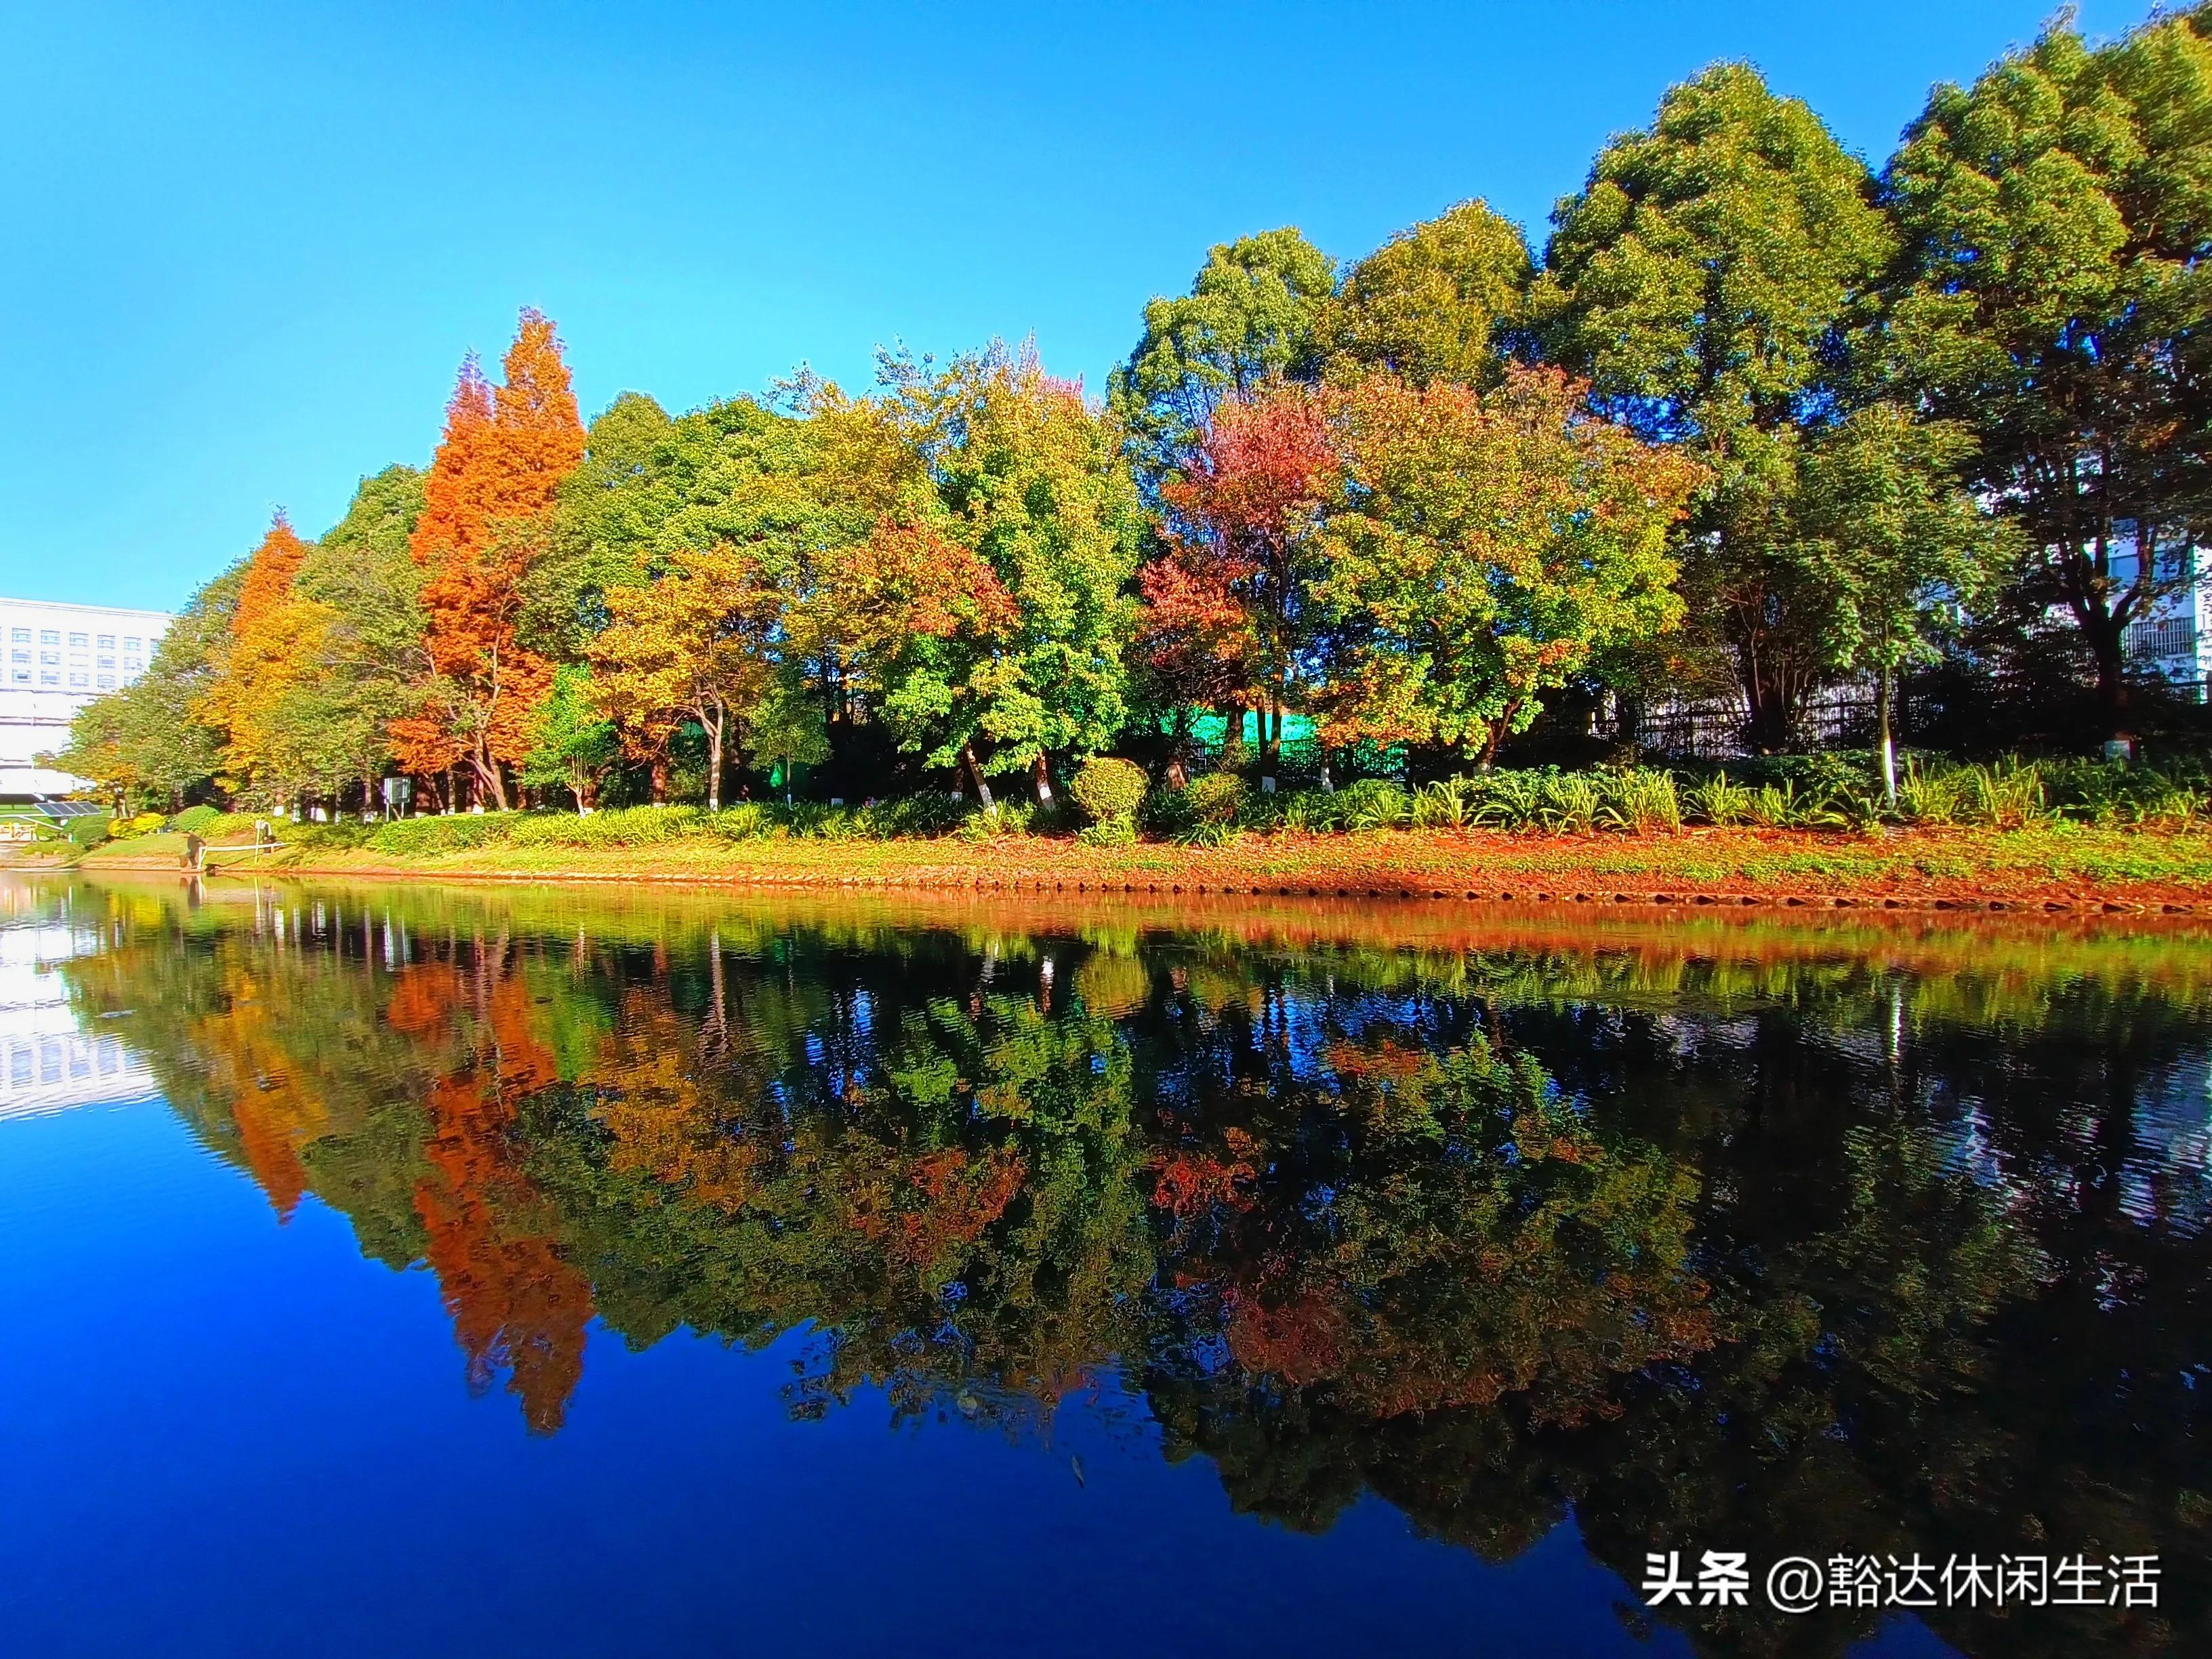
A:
[962,743,996,815]
[474,744,509,812]
[2091,627,2132,747]
[1614,692,1645,750]
[1032,751,1054,806]
[651,754,669,806]
[705,702,724,813]
[1877,665,1897,805]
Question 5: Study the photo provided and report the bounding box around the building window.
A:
[8,650,24,663]
[123,636,140,651]
[67,672,87,688]
[67,632,87,648]
[9,670,26,684]
[39,651,58,665]
[39,672,58,685]
[39,630,58,646]
[96,655,113,668]
[96,674,115,689]
[96,634,114,649]
[9,629,26,644]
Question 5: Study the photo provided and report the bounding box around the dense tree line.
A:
[60,5,2212,816]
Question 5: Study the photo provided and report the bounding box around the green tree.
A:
[1883,7,2212,741]
[846,345,1143,807]
[524,391,677,659]
[535,390,879,789]
[1319,199,1531,388]
[1791,409,2009,800]
[591,542,787,811]
[750,673,829,805]
[1535,63,1895,749]
[1313,367,1703,764]
[521,663,619,811]
[1107,228,1336,488]
[258,466,429,809]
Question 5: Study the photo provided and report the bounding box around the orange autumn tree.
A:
[197,513,316,800]
[392,309,584,810]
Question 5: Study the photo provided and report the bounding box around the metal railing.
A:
[2125,616,2198,663]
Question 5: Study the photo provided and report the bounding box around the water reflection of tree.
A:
[64,882,2211,1654]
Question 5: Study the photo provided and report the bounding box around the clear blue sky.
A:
[0,0,2150,611]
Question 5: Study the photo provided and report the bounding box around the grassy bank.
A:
[75,817,2212,910]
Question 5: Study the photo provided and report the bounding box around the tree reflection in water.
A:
[63,880,2212,1657]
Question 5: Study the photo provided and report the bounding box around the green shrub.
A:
[293,819,382,851]
[1069,757,1149,826]
[507,805,722,848]
[2035,757,2211,827]
[1175,819,1243,848]
[368,812,523,857]
[1334,777,1410,830]
[875,793,969,838]
[956,798,1044,841]
[1276,788,1342,833]
[1076,818,1137,847]
[1187,772,1249,825]
[167,804,222,835]
[64,811,113,849]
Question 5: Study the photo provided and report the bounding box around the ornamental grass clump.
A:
[1412,777,1479,829]
[1599,769,1682,834]
[1334,777,1411,831]
[1536,773,1602,835]
[1962,760,2047,830]
[1684,771,1753,827]
[1471,771,1545,831]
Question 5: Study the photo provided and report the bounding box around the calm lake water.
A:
[3,876,2207,1658]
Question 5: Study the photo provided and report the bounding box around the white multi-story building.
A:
[2120,544,2212,691]
[0,598,173,799]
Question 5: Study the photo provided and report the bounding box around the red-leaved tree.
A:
[1139,383,1333,771]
